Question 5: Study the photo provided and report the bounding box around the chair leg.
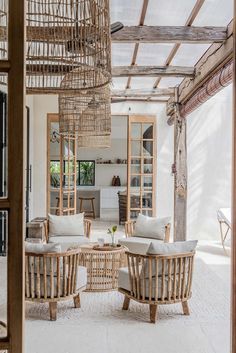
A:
[74,294,81,309]
[149,304,158,323]
[91,199,95,219]
[49,302,57,321]
[79,199,83,214]
[122,296,130,310]
[182,301,190,315]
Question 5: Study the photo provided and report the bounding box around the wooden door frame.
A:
[127,115,157,220]
[0,0,25,352]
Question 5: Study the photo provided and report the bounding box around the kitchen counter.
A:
[50,186,126,220]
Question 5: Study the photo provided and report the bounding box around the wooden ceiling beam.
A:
[112,25,226,43]
[112,88,174,97]
[26,87,174,96]
[0,24,226,44]
[111,98,168,103]
[113,65,195,77]
[26,64,195,78]
[153,0,206,88]
[166,20,233,117]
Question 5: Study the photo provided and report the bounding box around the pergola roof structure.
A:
[22,0,233,106]
[110,0,233,99]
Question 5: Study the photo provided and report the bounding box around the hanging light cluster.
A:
[26,0,112,147]
[59,71,111,137]
[26,0,111,93]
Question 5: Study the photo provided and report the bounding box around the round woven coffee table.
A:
[79,243,127,292]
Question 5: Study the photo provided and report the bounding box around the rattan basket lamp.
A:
[59,77,111,146]
[26,0,111,93]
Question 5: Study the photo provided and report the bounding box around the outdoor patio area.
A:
[22,222,230,353]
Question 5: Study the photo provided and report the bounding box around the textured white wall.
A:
[187,84,232,240]
[31,95,58,217]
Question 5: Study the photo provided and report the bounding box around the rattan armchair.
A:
[118,251,195,323]
[25,248,87,321]
[124,220,171,242]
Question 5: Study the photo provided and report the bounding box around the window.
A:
[50,160,60,188]
[78,160,95,186]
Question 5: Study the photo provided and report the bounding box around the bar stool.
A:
[55,196,73,215]
[79,197,96,219]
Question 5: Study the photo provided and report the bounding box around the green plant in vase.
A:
[107,225,118,247]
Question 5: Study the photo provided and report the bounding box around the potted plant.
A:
[107,225,118,247]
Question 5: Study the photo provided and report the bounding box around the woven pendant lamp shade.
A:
[78,134,111,148]
[59,82,111,137]
[26,0,111,93]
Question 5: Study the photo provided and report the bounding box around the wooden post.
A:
[231,1,236,351]
[8,0,25,351]
[173,89,187,241]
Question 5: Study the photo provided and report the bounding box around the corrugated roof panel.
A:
[145,0,197,25]
[112,43,135,66]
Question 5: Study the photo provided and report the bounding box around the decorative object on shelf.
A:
[59,82,111,137]
[107,225,118,247]
[97,159,127,165]
[26,0,111,93]
[112,175,116,186]
[114,175,121,186]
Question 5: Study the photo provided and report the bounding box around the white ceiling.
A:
[110,0,233,91]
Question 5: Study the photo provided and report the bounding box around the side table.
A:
[79,243,127,292]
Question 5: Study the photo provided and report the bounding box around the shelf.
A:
[96,163,127,166]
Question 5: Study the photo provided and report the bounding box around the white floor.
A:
[0,220,231,353]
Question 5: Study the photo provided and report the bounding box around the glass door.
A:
[59,134,77,215]
[127,116,156,220]
[47,114,77,215]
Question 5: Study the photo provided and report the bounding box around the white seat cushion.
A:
[48,213,84,237]
[118,237,162,255]
[118,267,169,299]
[134,214,171,240]
[48,235,89,252]
[29,266,87,298]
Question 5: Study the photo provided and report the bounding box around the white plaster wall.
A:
[26,95,35,220]
[187,84,232,240]
[31,95,58,217]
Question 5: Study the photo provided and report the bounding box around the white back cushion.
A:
[147,240,198,255]
[134,214,171,240]
[142,240,197,278]
[48,213,84,236]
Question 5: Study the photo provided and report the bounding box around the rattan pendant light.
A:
[26,0,111,93]
[59,81,111,137]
